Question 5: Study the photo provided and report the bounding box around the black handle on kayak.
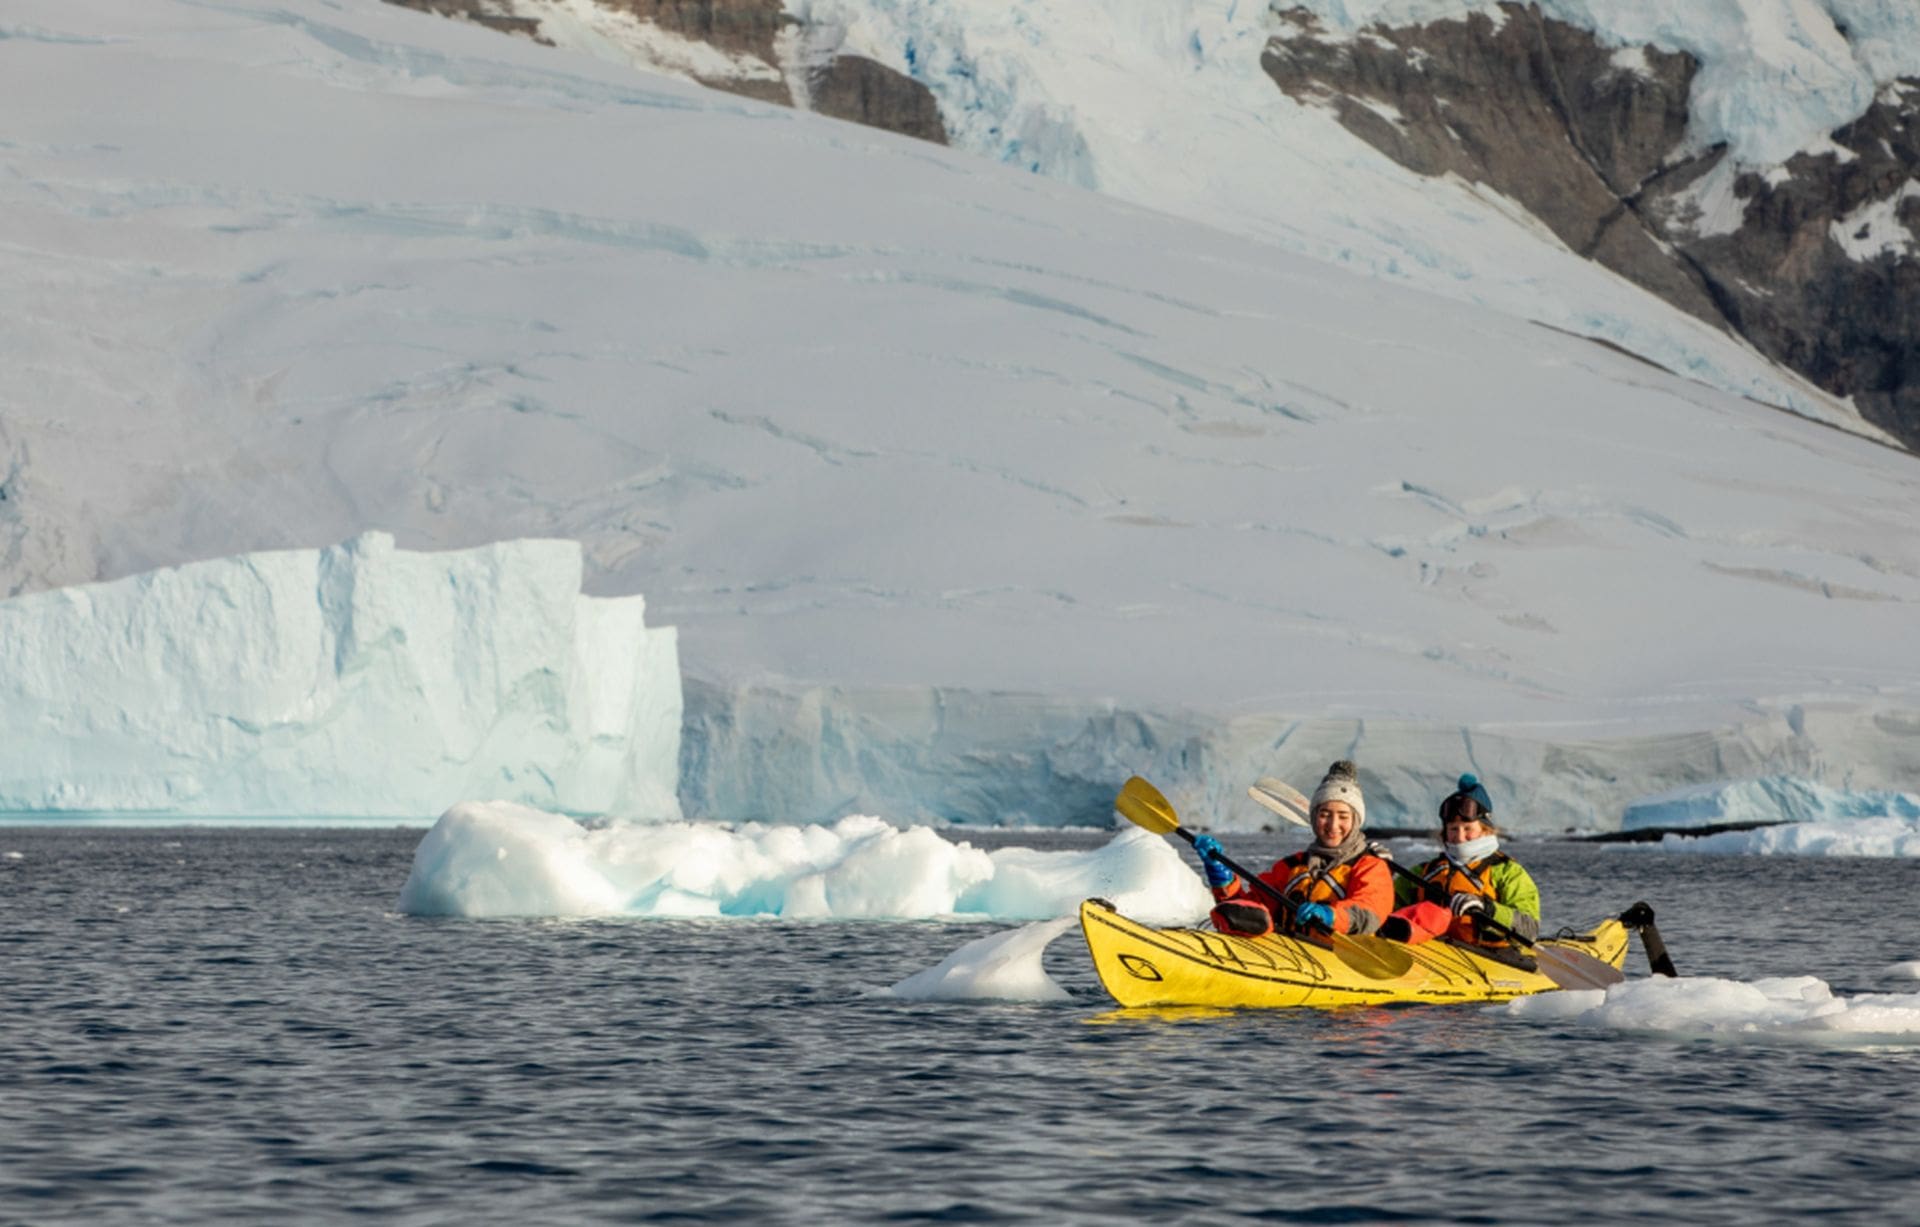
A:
[1619,901,1678,977]
[1178,828,1309,925]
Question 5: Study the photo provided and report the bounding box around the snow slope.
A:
[535,0,1906,433]
[4,0,1918,827]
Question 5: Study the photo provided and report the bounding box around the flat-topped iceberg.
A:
[0,533,680,819]
[1622,776,1920,833]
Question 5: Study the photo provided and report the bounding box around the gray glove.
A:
[1449,892,1488,919]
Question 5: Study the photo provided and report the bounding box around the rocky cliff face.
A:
[389,0,1916,450]
[1263,4,1920,451]
[385,0,946,144]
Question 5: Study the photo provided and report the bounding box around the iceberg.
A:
[396,802,1214,920]
[1622,776,1920,833]
[0,533,681,819]
[1640,816,1920,858]
[1499,974,1920,1043]
[681,685,1920,834]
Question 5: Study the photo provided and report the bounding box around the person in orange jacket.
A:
[1192,760,1393,937]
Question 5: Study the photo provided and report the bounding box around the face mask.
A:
[1446,833,1499,864]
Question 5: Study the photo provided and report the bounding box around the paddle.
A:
[1115,776,1416,981]
[1248,776,1627,991]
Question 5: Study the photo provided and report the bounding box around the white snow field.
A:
[0,534,681,818]
[4,0,1918,829]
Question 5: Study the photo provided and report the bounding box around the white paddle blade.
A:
[1248,777,1311,827]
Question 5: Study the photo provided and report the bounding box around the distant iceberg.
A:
[1641,816,1920,858]
[0,533,680,819]
[1612,775,1920,856]
[1622,776,1920,833]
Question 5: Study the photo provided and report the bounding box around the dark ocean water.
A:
[3,828,1917,1225]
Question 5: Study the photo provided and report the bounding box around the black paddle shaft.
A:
[1177,829,1330,930]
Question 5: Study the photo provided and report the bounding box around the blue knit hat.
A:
[1439,773,1493,822]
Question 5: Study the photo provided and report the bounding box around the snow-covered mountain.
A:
[404,0,1920,449]
[4,0,1917,829]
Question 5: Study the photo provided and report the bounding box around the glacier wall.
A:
[680,681,1920,833]
[0,533,681,818]
[1622,777,1920,834]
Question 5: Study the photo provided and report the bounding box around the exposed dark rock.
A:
[1684,92,1920,441]
[809,54,948,145]
[603,0,787,61]
[384,0,548,43]
[597,0,790,103]
[1263,4,1920,452]
[383,0,947,143]
[1264,8,1723,342]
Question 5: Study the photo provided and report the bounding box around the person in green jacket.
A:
[1378,773,1541,949]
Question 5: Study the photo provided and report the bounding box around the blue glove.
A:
[1295,900,1336,931]
[1450,892,1489,919]
[1192,835,1233,888]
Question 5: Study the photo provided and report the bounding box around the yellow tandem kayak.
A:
[1080,898,1630,1010]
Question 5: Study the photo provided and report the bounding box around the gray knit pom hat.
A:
[1309,760,1365,827]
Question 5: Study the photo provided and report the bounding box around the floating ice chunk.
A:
[397,801,628,917]
[956,831,1214,925]
[1496,987,1607,1020]
[883,918,1076,1003]
[1495,974,1920,1040]
[397,803,1214,920]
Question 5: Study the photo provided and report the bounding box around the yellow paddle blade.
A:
[1533,945,1626,991]
[1332,933,1418,980]
[1114,776,1181,835]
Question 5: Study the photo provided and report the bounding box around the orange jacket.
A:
[1214,851,1393,936]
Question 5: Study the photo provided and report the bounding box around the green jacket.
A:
[1394,853,1541,933]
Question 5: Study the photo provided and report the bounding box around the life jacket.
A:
[1270,854,1361,934]
[1280,854,1359,903]
[1209,852,1367,938]
[1419,853,1513,948]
